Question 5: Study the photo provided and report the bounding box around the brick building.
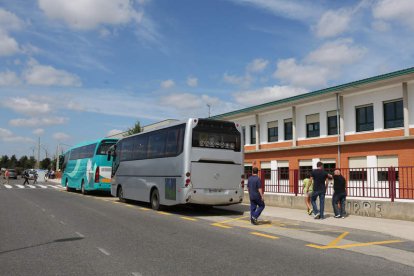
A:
[214,67,414,199]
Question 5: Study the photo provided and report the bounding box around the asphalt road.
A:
[1,178,413,276]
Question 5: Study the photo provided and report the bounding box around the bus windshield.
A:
[192,119,241,152]
[97,140,117,155]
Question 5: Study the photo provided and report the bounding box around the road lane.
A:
[1,184,413,275]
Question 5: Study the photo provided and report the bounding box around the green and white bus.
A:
[61,138,118,194]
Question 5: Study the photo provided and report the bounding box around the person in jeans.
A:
[310,162,332,219]
[332,169,347,218]
[247,167,265,225]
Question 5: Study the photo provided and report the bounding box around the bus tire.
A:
[81,180,87,195]
[65,179,73,192]
[117,185,126,203]
[150,188,161,210]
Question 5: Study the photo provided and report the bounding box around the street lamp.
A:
[207,103,211,118]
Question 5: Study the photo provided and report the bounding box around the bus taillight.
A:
[185,178,191,187]
[94,166,100,183]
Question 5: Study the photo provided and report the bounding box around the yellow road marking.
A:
[157,211,172,216]
[250,232,279,240]
[307,234,403,250]
[332,240,403,249]
[327,232,349,247]
[211,223,232,229]
[181,216,198,221]
[217,216,250,224]
[140,208,150,211]
[126,205,134,208]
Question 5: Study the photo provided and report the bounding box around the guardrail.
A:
[244,167,414,202]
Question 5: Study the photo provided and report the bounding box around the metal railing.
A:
[244,167,414,202]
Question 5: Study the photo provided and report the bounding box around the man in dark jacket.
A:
[332,169,347,218]
[310,162,332,219]
[247,167,265,225]
[22,170,30,186]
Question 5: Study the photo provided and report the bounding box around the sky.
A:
[1,0,414,159]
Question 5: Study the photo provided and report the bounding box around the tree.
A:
[40,158,51,170]
[18,155,29,169]
[125,120,142,136]
[9,155,17,168]
[28,156,36,169]
[0,155,9,168]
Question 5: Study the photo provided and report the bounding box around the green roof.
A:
[213,66,414,119]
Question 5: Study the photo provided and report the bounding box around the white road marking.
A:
[27,185,36,188]
[97,247,110,256]
[48,185,60,189]
[5,185,12,189]
[37,185,47,189]
[75,232,85,238]
[16,185,25,189]
[60,221,66,225]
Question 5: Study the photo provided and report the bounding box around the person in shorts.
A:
[302,173,313,215]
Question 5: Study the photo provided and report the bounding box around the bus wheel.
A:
[65,179,72,192]
[81,180,87,195]
[118,186,126,203]
[150,188,161,210]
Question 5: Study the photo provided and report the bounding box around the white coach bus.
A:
[108,118,244,210]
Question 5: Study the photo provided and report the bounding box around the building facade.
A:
[214,68,414,199]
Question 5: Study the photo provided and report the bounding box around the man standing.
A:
[332,169,347,218]
[247,167,265,225]
[310,162,332,219]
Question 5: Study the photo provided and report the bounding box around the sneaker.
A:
[251,217,258,225]
[341,216,345,219]
[314,213,320,219]
[307,209,313,215]
[334,215,341,218]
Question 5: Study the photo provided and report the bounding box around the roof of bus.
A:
[68,138,118,151]
[117,118,238,142]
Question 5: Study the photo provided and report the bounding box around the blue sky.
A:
[1,0,414,158]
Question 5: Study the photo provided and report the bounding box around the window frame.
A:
[284,119,292,141]
[250,125,256,145]
[356,104,374,132]
[267,121,278,142]
[383,99,403,129]
[327,111,338,136]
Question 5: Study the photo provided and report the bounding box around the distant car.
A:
[23,169,37,180]
[7,169,17,179]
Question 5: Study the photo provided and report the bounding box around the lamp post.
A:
[207,103,211,118]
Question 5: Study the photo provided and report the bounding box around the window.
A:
[299,166,312,180]
[349,170,367,181]
[323,163,336,174]
[132,135,148,160]
[278,167,289,180]
[284,119,292,140]
[327,110,338,135]
[356,105,374,132]
[69,144,97,160]
[306,113,320,138]
[165,126,184,156]
[120,139,134,161]
[250,125,256,144]
[267,121,278,142]
[244,166,252,178]
[384,99,403,129]
[97,140,117,155]
[148,131,167,159]
[192,120,240,151]
[242,126,246,145]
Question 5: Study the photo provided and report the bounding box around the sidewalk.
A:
[225,203,414,242]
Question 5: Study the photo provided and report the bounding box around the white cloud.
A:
[0,31,20,56]
[223,73,253,88]
[314,9,352,38]
[0,8,24,31]
[38,0,143,30]
[274,58,331,89]
[373,0,414,29]
[10,117,68,127]
[231,0,322,21]
[246,58,269,73]
[187,77,198,87]
[0,71,21,86]
[0,128,34,143]
[33,128,45,136]
[160,79,175,89]
[372,20,391,32]
[106,129,124,137]
[233,85,307,106]
[23,59,82,87]
[306,39,367,66]
[3,97,51,116]
[53,132,70,141]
